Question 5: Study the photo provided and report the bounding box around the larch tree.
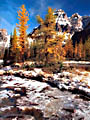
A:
[74,41,78,59]
[82,44,86,60]
[78,39,83,60]
[10,28,19,62]
[85,36,90,60]
[34,7,65,65]
[64,36,74,59]
[36,7,56,64]
[16,4,29,62]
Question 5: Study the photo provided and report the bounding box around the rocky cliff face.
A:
[55,9,90,34]
[0,29,10,58]
[70,13,83,32]
[55,9,71,32]
[0,29,10,48]
[72,22,90,46]
[55,10,84,33]
[82,16,90,28]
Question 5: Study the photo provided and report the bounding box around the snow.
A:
[4,35,10,48]
[0,60,3,64]
[0,90,9,99]
[27,37,33,45]
[63,61,90,64]
[0,106,13,112]
[34,68,43,74]
[1,75,49,93]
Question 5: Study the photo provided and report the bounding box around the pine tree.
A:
[16,4,29,62]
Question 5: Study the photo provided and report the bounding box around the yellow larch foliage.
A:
[34,7,65,64]
[16,4,29,61]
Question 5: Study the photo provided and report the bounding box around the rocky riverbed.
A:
[0,68,90,120]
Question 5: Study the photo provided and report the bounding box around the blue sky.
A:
[0,0,90,34]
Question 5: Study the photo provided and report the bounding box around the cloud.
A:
[29,0,64,17]
[0,17,13,34]
[29,0,48,16]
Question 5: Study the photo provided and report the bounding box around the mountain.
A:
[28,9,90,48]
[82,16,90,28]
[0,29,10,47]
[29,9,90,38]
[72,22,90,46]
[0,29,10,59]
[54,9,90,34]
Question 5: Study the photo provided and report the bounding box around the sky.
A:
[0,0,90,34]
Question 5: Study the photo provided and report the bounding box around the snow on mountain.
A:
[0,29,10,48]
[55,9,84,33]
[0,29,10,59]
[70,13,83,32]
[55,9,71,26]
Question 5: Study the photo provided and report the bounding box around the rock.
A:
[70,13,83,32]
[14,87,26,96]
[63,103,76,113]
[0,70,5,76]
[12,63,22,68]
[0,60,3,65]
[34,68,43,74]
[0,69,90,119]
[22,107,44,120]
[75,115,84,120]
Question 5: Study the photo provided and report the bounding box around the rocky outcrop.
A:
[70,13,83,32]
[0,29,10,59]
[55,10,84,33]
[55,9,71,32]
[0,29,10,47]
[82,16,90,28]
[72,22,90,45]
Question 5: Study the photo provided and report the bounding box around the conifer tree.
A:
[74,41,78,59]
[10,28,19,62]
[82,44,85,60]
[16,4,29,62]
[78,39,83,60]
[11,28,18,52]
[34,7,65,64]
[64,37,73,59]
[85,36,90,60]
